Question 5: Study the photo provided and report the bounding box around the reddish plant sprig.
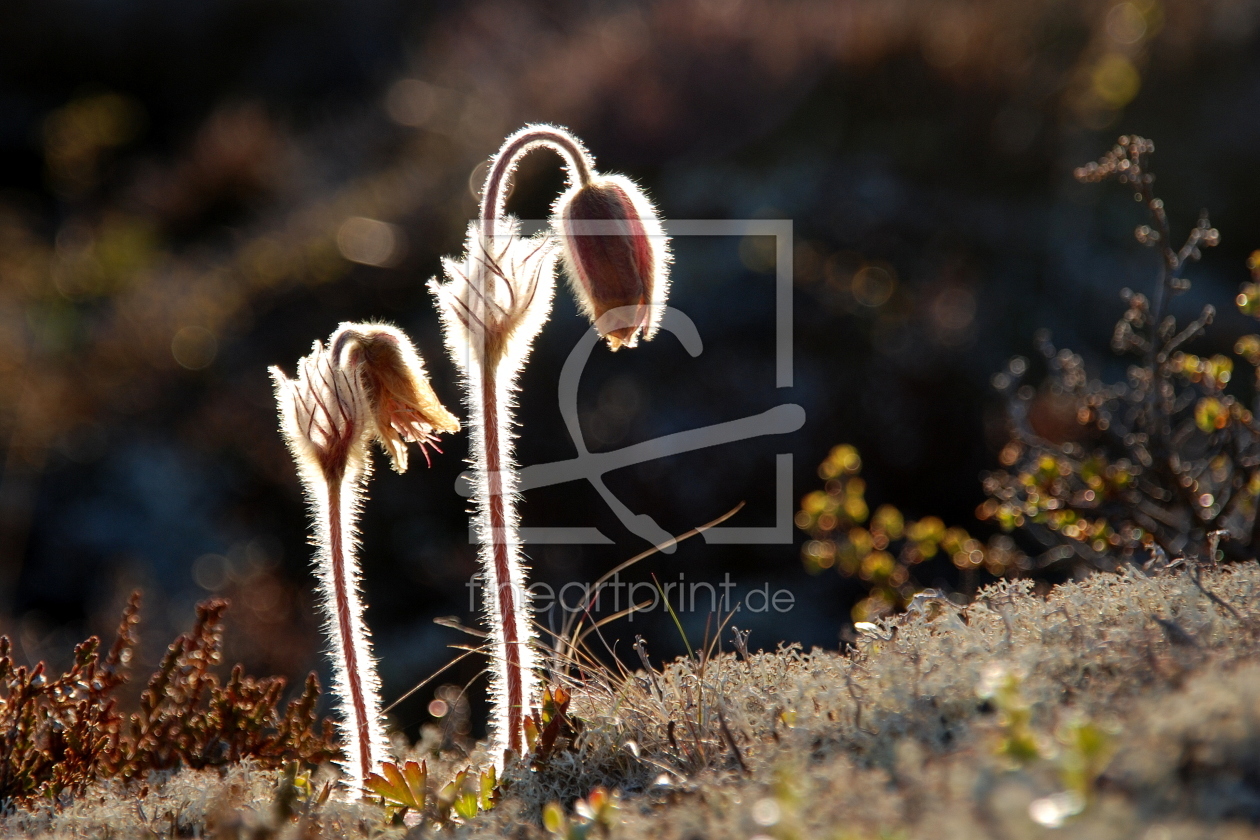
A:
[430,124,670,764]
[272,322,458,794]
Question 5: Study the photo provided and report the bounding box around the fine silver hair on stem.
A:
[272,322,458,794]
[429,124,670,764]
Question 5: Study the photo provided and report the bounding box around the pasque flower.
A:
[429,218,558,769]
[429,124,670,764]
[271,322,457,795]
[555,173,670,349]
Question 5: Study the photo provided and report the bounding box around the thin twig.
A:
[717,706,748,773]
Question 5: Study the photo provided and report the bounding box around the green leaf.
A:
[478,766,497,811]
[365,760,427,809]
[454,789,479,820]
[542,802,567,835]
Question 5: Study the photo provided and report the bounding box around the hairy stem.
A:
[465,327,539,761]
[326,478,375,785]
[481,127,592,237]
[479,359,527,755]
[461,128,590,759]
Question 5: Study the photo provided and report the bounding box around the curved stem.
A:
[464,126,587,759]
[481,126,593,238]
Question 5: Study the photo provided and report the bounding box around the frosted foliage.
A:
[0,764,383,840]
[7,566,1260,838]
[476,564,1260,838]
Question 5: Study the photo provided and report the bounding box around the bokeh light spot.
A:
[738,235,777,273]
[851,265,896,307]
[930,287,977,342]
[1107,3,1147,44]
[336,216,403,267]
[751,798,781,826]
[193,553,228,590]
[1093,54,1141,107]
[171,326,218,370]
[385,79,437,127]
[468,159,489,201]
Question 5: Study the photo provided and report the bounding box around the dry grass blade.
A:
[382,646,485,715]
[559,502,745,661]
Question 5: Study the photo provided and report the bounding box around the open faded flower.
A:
[271,322,457,796]
[429,217,557,768]
[330,323,460,472]
[555,173,670,350]
[273,338,366,483]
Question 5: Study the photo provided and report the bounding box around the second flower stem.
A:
[478,361,529,755]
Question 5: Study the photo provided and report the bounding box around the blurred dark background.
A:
[1,0,1258,739]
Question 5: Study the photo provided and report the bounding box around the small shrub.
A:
[0,592,337,807]
[801,136,1256,617]
[111,597,337,779]
[979,135,1260,569]
[795,444,1024,619]
[0,595,135,805]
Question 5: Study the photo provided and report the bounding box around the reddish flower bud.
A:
[555,174,670,350]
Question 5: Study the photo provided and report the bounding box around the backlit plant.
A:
[0,593,336,807]
[271,322,459,794]
[796,444,1023,620]
[542,786,621,839]
[978,136,1260,568]
[803,137,1255,610]
[365,759,498,828]
[429,124,669,763]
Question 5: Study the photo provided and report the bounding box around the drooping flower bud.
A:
[554,174,670,350]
